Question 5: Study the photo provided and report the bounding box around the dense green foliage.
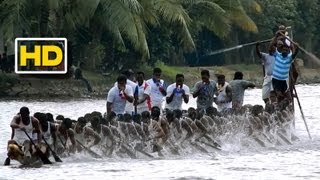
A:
[0,0,319,73]
[226,0,320,67]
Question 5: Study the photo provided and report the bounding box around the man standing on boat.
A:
[146,68,167,111]
[193,69,218,112]
[214,74,232,112]
[107,75,134,116]
[272,39,299,103]
[229,72,255,110]
[165,74,190,110]
[256,42,276,104]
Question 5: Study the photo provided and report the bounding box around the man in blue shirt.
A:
[272,40,299,102]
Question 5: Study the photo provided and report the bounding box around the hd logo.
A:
[15,38,67,74]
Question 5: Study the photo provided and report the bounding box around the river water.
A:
[0,84,320,180]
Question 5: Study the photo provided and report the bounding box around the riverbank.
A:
[1,64,319,99]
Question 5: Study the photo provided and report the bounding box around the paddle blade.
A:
[4,157,10,166]
[37,151,52,164]
[53,154,63,162]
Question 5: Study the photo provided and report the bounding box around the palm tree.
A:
[0,0,259,66]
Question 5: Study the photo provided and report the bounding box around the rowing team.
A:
[6,101,296,165]
[107,25,300,119]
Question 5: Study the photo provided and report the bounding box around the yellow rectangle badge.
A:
[15,38,67,74]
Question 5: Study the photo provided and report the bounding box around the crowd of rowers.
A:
[6,25,299,165]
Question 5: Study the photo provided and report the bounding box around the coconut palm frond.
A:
[119,0,143,13]
[240,0,262,13]
[216,0,258,33]
[133,15,150,58]
[178,21,195,52]
[0,0,31,42]
[153,0,195,50]
[154,0,191,25]
[139,0,159,26]
[101,0,149,56]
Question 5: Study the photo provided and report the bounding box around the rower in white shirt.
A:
[134,71,151,114]
[114,70,137,115]
[165,74,190,110]
[146,68,167,111]
[107,75,134,116]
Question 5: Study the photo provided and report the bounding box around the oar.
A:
[75,139,102,158]
[4,157,10,166]
[57,135,70,156]
[196,139,222,151]
[121,144,137,159]
[277,132,293,145]
[279,32,320,66]
[134,146,154,158]
[58,135,67,148]
[23,130,52,164]
[203,134,221,148]
[252,135,266,147]
[134,143,155,158]
[293,86,312,139]
[205,39,272,56]
[42,136,62,162]
[190,141,209,153]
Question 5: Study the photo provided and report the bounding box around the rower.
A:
[134,71,151,114]
[192,69,218,112]
[107,75,134,117]
[33,112,57,156]
[8,107,42,161]
[229,72,255,111]
[165,74,190,110]
[74,117,101,152]
[146,68,167,112]
[115,70,137,115]
[56,118,76,154]
[214,74,232,113]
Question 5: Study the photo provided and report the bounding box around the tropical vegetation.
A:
[0,0,319,74]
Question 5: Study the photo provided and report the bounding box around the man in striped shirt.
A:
[272,40,299,102]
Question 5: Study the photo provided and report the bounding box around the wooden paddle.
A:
[42,136,63,162]
[23,130,52,164]
[75,139,102,158]
[205,39,272,56]
[57,135,70,156]
[293,86,312,139]
[196,139,222,151]
[279,32,320,66]
[4,157,10,166]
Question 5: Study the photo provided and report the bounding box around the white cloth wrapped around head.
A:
[285,37,291,47]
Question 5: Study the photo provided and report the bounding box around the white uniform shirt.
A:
[107,85,133,115]
[146,78,166,109]
[135,81,151,113]
[165,83,190,110]
[216,82,232,112]
[12,115,34,145]
[114,79,137,114]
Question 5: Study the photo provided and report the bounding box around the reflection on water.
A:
[1,85,320,180]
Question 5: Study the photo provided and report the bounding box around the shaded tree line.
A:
[0,0,319,74]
